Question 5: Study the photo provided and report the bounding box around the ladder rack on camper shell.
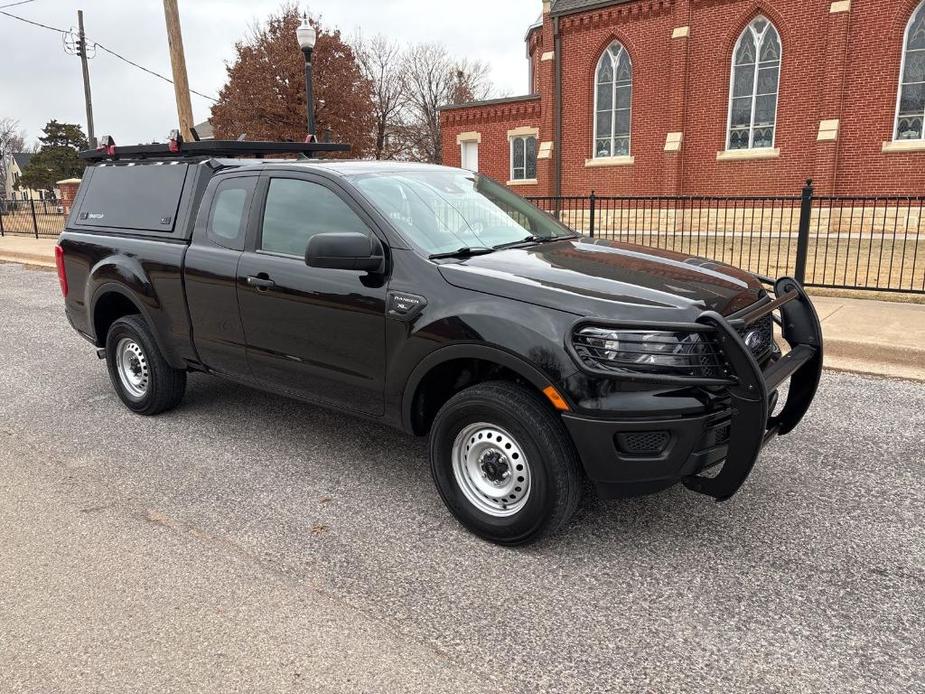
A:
[79,139,352,162]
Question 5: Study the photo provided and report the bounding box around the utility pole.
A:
[162,0,194,140]
[67,10,96,149]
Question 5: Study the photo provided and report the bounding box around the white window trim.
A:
[593,42,633,159]
[725,17,782,152]
[892,1,925,143]
[509,132,539,182]
[584,155,635,168]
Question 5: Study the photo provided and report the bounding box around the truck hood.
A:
[437,238,766,320]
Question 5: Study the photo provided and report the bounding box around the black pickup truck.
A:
[57,139,823,545]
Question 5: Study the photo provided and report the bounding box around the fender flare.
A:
[400,343,563,433]
[88,281,182,369]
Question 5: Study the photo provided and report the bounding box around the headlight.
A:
[572,327,726,378]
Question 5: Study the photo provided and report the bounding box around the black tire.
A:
[429,381,583,545]
[105,314,186,416]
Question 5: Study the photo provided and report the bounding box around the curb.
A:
[0,254,56,269]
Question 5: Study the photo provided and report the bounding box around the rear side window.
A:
[76,163,189,232]
[208,178,256,251]
[260,178,370,257]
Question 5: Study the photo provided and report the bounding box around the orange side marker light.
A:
[543,386,571,412]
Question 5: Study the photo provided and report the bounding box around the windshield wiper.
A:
[493,236,540,250]
[429,246,496,260]
[493,235,576,250]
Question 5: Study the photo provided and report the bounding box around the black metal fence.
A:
[0,198,68,239]
[528,181,925,295]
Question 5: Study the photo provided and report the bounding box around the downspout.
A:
[831,6,852,195]
[678,1,693,195]
[554,15,562,198]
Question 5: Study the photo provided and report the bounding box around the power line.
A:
[0,9,218,103]
[0,0,37,9]
[0,8,65,33]
[92,42,217,102]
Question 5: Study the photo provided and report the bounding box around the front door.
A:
[237,173,387,416]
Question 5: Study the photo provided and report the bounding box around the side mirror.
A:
[305,232,384,272]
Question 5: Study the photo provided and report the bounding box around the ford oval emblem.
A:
[744,330,763,350]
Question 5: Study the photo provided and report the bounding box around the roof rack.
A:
[80,134,351,162]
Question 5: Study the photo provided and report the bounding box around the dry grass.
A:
[0,211,66,237]
[588,232,925,298]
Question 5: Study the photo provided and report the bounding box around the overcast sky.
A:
[1,0,539,147]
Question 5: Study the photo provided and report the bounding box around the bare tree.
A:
[0,118,26,199]
[355,34,406,160]
[401,43,492,164]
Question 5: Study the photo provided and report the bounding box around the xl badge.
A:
[388,292,427,322]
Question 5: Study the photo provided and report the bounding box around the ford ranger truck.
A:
[56,139,823,545]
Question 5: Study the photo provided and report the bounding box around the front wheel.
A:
[105,315,186,416]
[429,381,583,545]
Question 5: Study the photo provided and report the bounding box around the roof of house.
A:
[550,0,634,16]
[12,153,32,171]
[192,119,214,140]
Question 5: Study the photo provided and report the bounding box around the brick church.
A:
[439,0,925,197]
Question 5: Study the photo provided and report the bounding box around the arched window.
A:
[727,17,781,150]
[895,1,925,141]
[594,42,632,158]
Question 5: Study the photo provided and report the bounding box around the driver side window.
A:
[260,178,370,257]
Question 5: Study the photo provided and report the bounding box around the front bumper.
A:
[562,277,823,501]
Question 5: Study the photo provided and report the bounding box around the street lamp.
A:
[296,14,317,140]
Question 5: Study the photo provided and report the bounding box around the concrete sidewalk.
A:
[811,296,925,381]
[0,236,56,268]
[1,235,923,380]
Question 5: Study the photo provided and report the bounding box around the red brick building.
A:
[440,0,925,197]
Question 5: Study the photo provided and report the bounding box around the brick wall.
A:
[439,0,925,197]
[441,96,546,196]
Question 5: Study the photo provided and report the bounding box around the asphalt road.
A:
[0,261,922,694]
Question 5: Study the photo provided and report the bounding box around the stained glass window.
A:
[510,135,538,181]
[896,1,925,141]
[727,17,781,150]
[594,42,632,158]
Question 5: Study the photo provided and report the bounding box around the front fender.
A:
[388,293,580,432]
[399,343,572,433]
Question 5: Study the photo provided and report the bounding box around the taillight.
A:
[55,244,68,297]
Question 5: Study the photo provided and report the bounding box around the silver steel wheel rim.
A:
[451,423,531,517]
[116,337,149,399]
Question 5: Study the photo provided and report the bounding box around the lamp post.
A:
[296,14,317,140]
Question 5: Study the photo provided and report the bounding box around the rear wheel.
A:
[105,315,186,415]
[429,381,582,545]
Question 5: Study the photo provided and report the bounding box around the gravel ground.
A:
[0,261,922,694]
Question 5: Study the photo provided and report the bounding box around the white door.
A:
[460,141,479,172]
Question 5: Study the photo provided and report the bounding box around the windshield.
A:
[350,170,577,256]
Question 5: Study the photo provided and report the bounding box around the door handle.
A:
[246,275,276,291]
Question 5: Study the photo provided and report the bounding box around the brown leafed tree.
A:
[210,4,374,157]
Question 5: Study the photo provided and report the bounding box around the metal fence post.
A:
[794,179,814,284]
[30,197,39,239]
[0,202,5,237]
[589,191,596,238]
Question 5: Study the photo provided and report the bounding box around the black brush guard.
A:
[683,277,823,501]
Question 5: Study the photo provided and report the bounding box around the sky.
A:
[0,0,539,147]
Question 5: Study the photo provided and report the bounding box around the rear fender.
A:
[86,256,184,368]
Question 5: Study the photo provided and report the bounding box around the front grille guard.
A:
[683,277,824,501]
